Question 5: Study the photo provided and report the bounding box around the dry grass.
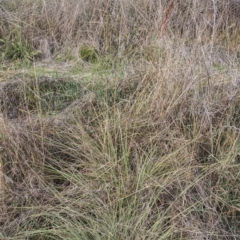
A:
[1,0,240,61]
[0,0,240,239]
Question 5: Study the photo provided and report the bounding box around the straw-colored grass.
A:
[0,0,240,239]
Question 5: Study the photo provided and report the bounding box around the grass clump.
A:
[4,38,40,64]
[79,46,99,64]
[1,54,240,238]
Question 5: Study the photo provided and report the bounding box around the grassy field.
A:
[0,0,240,239]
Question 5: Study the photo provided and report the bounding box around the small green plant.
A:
[3,37,40,64]
[79,45,99,63]
[213,63,225,71]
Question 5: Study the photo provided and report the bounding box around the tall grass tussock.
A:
[0,0,240,239]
